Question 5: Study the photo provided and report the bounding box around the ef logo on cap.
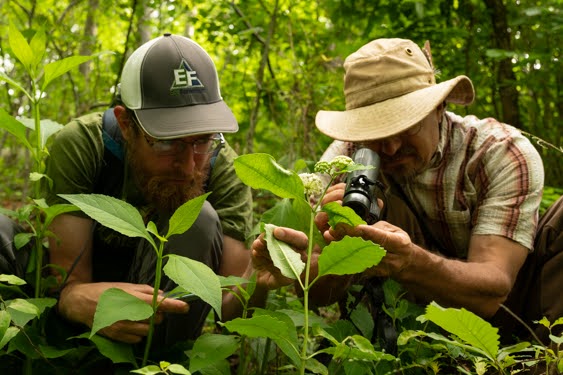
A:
[171,59,204,91]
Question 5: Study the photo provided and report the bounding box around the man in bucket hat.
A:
[252,38,562,346]
[0,34,266,350]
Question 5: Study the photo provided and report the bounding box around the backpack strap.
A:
[101,108,124,161]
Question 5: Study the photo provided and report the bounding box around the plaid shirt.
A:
[321,112,544,258]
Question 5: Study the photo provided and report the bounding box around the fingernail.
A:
[275,228,286,238]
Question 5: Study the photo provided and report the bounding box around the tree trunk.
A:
[484,0,521,127]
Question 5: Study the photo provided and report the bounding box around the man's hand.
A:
[327,222,415,278]
[58,282,189,344]
[251,227,311,290]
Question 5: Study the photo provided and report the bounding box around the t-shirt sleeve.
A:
[41,113,105,206]
[206,143,253,243]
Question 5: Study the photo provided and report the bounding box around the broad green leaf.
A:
[0,326,19,350]
[42,203,81,227]
[14,232,33,250]
[0,311,11,339]
[130,365,161,374]
[264,223,305,280]
[189,333,239,373]
[304,357,328,375]
[58,194,155,247]
[90,288,153,337]
[222,315,291,343]
[6,299,40,316]
[83,332,137,365]
[218,275,250,288]
[167,192,210,237]
[350,303,374,339]
[317,236,385,277]
[29,27,46,71]
[43,53,109,91]
[38,344,74,359]
[166,364,190,374]
[0,108,33,150]
[261,198,308,231]
[278,308,327,328]
[9,23,34,73]
[6,298,47,326]
[234,154,305,200]
[164,255,222,318]
[18,117,64,148]
[322,202,366,228]
[0,274,27,285]
[422,302,499,360]
[253,308,301,366]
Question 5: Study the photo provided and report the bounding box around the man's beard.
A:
[380,146,424,184]
[127,146,209,214]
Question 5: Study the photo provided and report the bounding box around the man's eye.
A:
[154,141,176,151]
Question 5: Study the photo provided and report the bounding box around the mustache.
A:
[379,147,417,162]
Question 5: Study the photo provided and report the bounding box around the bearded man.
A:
[0,34,262,348]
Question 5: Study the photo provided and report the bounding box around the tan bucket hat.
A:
[315,38,475,141]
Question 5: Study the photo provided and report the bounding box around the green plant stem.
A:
[299,212,316,374]
[142,244,165,367]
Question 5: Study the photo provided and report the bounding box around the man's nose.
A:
[173,145,196,174]
[380,136,402,156]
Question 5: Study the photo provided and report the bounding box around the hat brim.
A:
[315,75,474,142]
[134,100,238,139]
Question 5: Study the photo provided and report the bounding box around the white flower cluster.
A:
[314,155,354,177]
[299,173,324,198]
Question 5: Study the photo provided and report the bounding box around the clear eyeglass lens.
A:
[150,136,222,155]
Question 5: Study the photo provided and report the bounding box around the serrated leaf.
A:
[263,223,305,280]
[189,333,239,373]
[234,154,305,200]
[58,194,154,247]
[167,192,210,237]
[163,255,222,318]
[317,236,385,277]
[423,302,499,360]
[90,288,153,337]
[322,202,366,228]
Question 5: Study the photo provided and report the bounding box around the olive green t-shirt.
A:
[42,112,253,275]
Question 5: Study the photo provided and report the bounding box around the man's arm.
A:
[49,214,187,343]
[326,222,528,318]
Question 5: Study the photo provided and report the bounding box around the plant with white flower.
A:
[298,173,324,202]
[232,153,386,375]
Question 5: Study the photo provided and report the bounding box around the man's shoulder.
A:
[56,112,104,140]
[448,112,538,154]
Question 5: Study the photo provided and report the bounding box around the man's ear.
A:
[114,105,133,140]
